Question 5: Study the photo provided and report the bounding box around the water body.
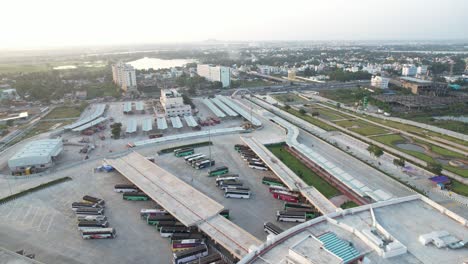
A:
[433,116,468,123]
[396,143,426,153]
[128,57,195,70]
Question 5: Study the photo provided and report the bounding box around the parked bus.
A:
[185,153,205,162]
[276,211,307,223]
[208,166,229,177]
[78,220,109,230]
[224,186,251,192]
[224,190,251,199]
[171,239,205,252]
[285,208,317,219]
[246,157,262,163]
[234,144,249,151]
[75,207,104,215]
[284,203,313,210]
[72,202,104,211]
[215,174,239,184]
[262,177,285,187]
[173,245,208,264]
[170,233,204,242]
[160,226,191,238]
[248,163,268,171]
[174,148,195,157]
[147,215,176,225]
[264,222,284,235]
[189,156,207,166]
[156,221,184,231]
[185,253,222,264]
[268,185,290,192]
[219,183,244,191]
[216,179,242,187]
[195,159,215,170]
[82,195,105,205]
[140,209,167,219]
[77,215,107,222]
[81,228,116,239]
[114,184,139,193]
[123,192,149,201]
[220,209,230,219]
[272,190,299,203]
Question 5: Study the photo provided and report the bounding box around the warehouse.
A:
[8,138,63,174]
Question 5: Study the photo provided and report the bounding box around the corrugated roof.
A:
[217,96,262,126]
[184,115,198,127]
[142,118,153,132]
[64,104,106,130]
[318,232,360,263]
[211,98,238,117]
[123,102,133,113]
[8,139,63,169]
[156,117,168,130]
[170,116,183,128]
[135,101,144,111]
[203,99,226,118]
[126,119,137,133]
[72,117,107,132]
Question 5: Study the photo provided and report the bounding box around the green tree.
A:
[211,81,223,89]
[284,105,291,110]
[299,108,306,115]
[393,158,406,168]
[6,120,14,127]
[110,122,122,139]
[427,162,443,175]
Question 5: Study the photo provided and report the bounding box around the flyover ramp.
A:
[105,152,261,259]
[241,136,337,215]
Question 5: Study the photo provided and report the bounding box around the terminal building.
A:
[8,138,63,174]
[197,64,231,88]
[112,61,137,93]
[160,89,192,117]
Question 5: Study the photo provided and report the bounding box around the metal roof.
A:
[184,115,198,127]
[170,116,183,128]
[318,232,361,263]
[8,139,63,169]
[203,99,226,118]
[134,127,244,147]
[71,117,107,132]
[126,119,137,133]
[217,96,262,126]
[141,118,153,132]
[400,77,432,84]
[210,98,238,117]
[123,102,132,113]
[135,101,144,111]
[64,104,106,130]
[156,117,168,130]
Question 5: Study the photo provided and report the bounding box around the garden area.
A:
[334,119,390,136]
[281,107,336,131]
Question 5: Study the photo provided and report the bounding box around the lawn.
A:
[334,119,390,136]
[44,105,86,119]
[282,107,336,131]
[273,93,308,103]
[340,201,359,209]
[309,107,346,121]
[451,180,468,197]
[267,144,341,198]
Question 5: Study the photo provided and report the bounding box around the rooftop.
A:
[8,139,63,168]
[400,77,433,84]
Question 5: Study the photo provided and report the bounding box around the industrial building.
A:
[196,64,231,88]
[8,139,63,174]
[399,77,447,95]
[112,61,137,93]
[160,89,191,117]
[239,195,468,264]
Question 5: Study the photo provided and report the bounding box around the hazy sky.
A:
[1,0,467,49]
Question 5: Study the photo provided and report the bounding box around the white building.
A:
[288,69,296,80]
[197,64,231,88]
[371,75,390,89]
[0,88,19,100]
[417,65,428,75]
[112,62,137,93]
[8,139,63,173]
[402,65,417,76]
[160,89,192,117]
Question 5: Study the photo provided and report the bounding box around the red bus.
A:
[272,190,299,203]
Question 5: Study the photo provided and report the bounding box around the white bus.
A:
[224,190,251,199]
[160,226,191,238]
[216,179,242,187]
[184,153,204,162]
[75,208,104,215]
[215,175,239,184]
[114,184,139,193]
[78,220,109,230]
[195,159,215,169]
[264,222,283,235]
[72,202,104,211]
[81,228,116,239]
[173,245,208,264]
[140,208,167,219]
[248,163,269,171]
[276,211,307,223]
[189,156,207,166]
[77,215,107,222]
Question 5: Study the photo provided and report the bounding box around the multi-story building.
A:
[417,65,428,75]
[399,77,447,95]
[159,89,192,117]
[402,65,417,76]
[371,75,390,89]
[112,62,137,93]
[288,69,296,80]
[196,64,231,88]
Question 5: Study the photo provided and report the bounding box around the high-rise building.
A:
[417,65,428,75]
[112,62,137,93]
[402,65,417,76]
[197,64,231,88]
[371,75,390,89]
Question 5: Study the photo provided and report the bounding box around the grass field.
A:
[334,119,390,136]
[282,107,336,131]
[451,180,468,197]
[340,201,359,209]
[308,107,347,121]
[44,106,84,119]
[273,93,307,103]
[268,144,341,198]
[374,134,468,178]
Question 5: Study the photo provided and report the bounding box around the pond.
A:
[127,57,195,70]
[395,143,426,153]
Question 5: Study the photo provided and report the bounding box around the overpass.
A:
[104,152,261,259]
[241,136,337,215]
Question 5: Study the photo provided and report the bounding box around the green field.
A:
[273,93,307,103]
[451,180,468,197]
[282,107,336,131]
[334,119,390,136]
[374,134,468,178]
[44,106,85,119]
[267,144,341,198]
[340,201,359,209]
[308,107,347,121]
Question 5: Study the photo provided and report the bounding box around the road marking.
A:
[29,207,41,228]
[45,214,55,233]
[22,205,34,224]
[35,212,48,230]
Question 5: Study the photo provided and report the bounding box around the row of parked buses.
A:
[115,182,228,264]
[214,174,252,199]
[71,195,116,239]
[183,152,216,170]
[234,144,269,171]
